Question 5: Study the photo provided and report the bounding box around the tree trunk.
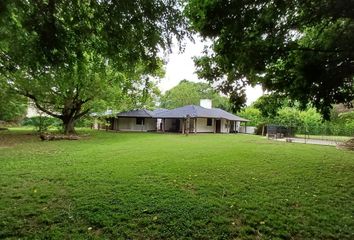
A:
[62,117,76,135]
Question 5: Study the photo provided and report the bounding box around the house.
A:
[155,103,249,133]
[99,100,249,134]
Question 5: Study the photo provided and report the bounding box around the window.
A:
[207,118,213,126]
[136,117,144,125]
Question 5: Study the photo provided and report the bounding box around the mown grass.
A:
[294,134,352,142]
[0,129,353,239]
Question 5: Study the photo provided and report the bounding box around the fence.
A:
[264,123,353,144]
[295,124,353,142]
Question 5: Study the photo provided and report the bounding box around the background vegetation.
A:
[238,94,354,137]
[160,80,230,110]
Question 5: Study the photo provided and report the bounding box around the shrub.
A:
[21,116,61,132]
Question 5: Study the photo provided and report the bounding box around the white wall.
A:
[195,118,215,133]
[117,118,157,131]
[220,119,231,133]
[196,119,246,133]
[235,121,241,132]
[239,126,256,134]
[196,118,230,133]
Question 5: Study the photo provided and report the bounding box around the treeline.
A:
[238,94,354,136]
[160,80,230,110]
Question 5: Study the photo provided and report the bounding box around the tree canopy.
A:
[0,0,188,133]
[252,94,287,119]
[185,0,354,118]
[160,80,230,110]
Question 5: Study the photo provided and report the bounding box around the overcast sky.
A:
[158,36,263,106]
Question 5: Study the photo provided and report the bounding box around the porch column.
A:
[194,118,197,133]
[118,118,120,131]
[214,119,216,133]
[162,118,165,132]
[181,119,185,134]
[244,121,247,133]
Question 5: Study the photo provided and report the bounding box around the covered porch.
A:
[159,117,249,134]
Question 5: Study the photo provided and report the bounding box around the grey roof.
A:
[114,106,249,121]
[151,108,169,115]
[117,109,154,118]
[116,108,169,118]
[213,108,250,122]
[155,105,249,122]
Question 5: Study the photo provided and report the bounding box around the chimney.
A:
[200,99,212,109]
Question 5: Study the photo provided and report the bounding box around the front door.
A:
[215,119,221,133]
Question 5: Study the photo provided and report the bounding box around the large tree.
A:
[185,0,354,118]
[0,0,187,134]
[160,80,230,110]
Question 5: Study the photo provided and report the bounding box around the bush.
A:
[75,117,94,128]
[21,116,61,132]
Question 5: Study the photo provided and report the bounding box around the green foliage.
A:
[299,108,323,131]
[123,74,162,110]
[275,107,302,129]
[22,116,61,132]
[185,0,354,119]
[239,97,324,133]
[237,107,263,126]
[75,117,94,128]
[160,80,230,110]
[0,0,188,133]
[255,103,353,136]
[326,104,354,135]
[1,130,354,239]
[247,93,354,136]
[253,94,289,119]
[0,83,27,122]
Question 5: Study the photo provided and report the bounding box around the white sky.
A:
[158,37,263,106]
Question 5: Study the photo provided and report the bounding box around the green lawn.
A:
[294,134,352,142]
[1,130,354,239]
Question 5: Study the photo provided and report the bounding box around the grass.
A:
[1,129,354,239]
[294,134,352,142]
